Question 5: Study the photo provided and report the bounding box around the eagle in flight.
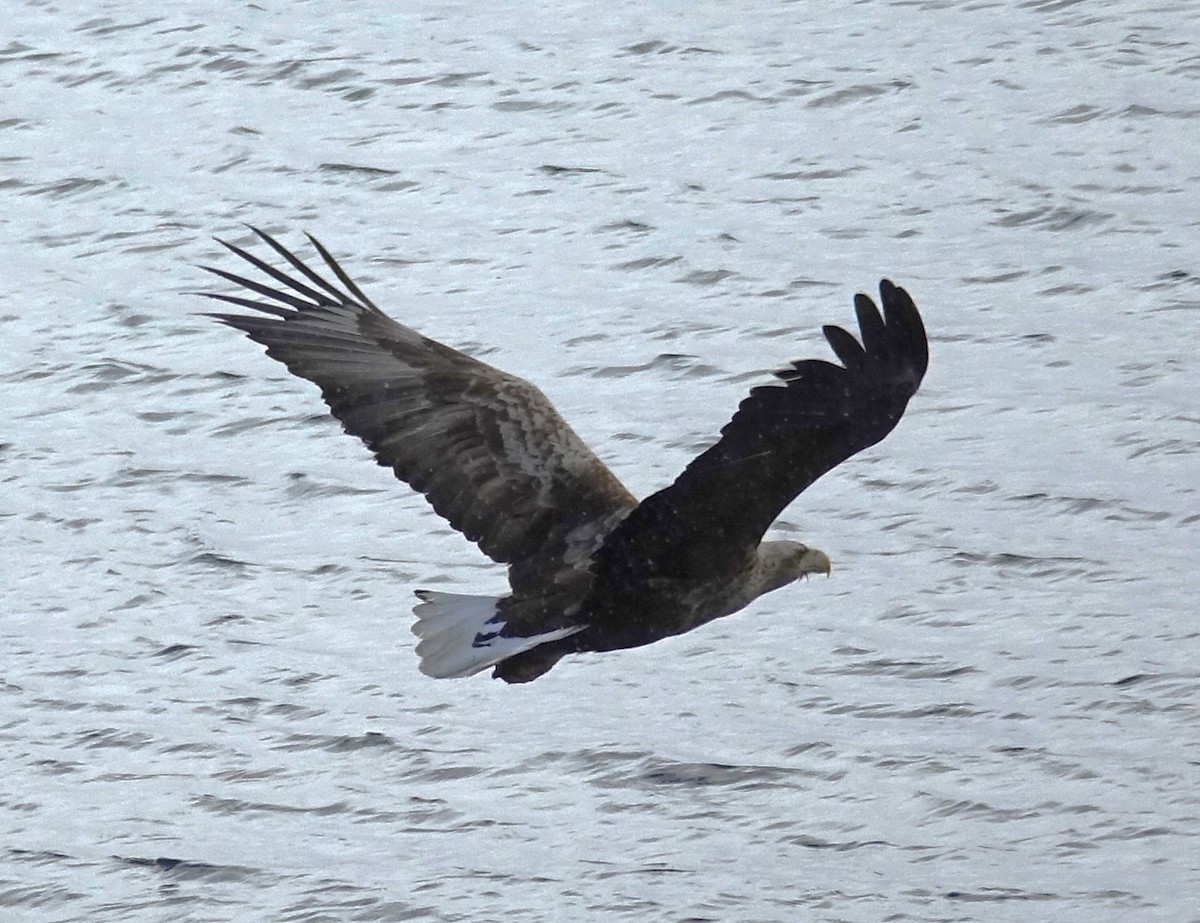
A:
[202,229,928,683]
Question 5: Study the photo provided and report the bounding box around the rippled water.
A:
[3,1,1197,920]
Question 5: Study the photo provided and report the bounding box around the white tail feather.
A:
[411,590,581,679]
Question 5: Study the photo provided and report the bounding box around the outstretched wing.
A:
[595,279,928,582]
[199,228,637,591]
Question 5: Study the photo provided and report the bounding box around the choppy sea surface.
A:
[2,1,1197,920]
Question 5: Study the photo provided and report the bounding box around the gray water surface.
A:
[2,1,1197,921]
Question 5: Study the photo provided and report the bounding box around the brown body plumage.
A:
[202,229,927,683]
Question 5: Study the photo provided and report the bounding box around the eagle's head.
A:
[757,540,832,594]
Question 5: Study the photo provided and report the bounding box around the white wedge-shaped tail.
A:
[411,590,583,678]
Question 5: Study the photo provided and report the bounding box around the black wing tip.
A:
[856,278,912,308]
[855,277,925,338]
[877,278,928,377]
[820,323,844,349]
[197,307,286,334]
[191,289,298,319]
[212,229,276,264]
[822,322,868,372]
[199,226,376,322]
[877,278,919,319]
[764,278,929,383]
[213,223,278,247]
[198,310,254,330]
[771,279,927,386]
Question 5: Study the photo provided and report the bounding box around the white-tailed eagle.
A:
[201,229,928,683]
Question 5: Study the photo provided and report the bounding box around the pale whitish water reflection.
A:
[2,1,1197,921]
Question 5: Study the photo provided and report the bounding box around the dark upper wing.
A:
[199,228,637,590]
[595,279,928,582]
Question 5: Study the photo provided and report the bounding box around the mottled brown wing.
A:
[199,228,637,593]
